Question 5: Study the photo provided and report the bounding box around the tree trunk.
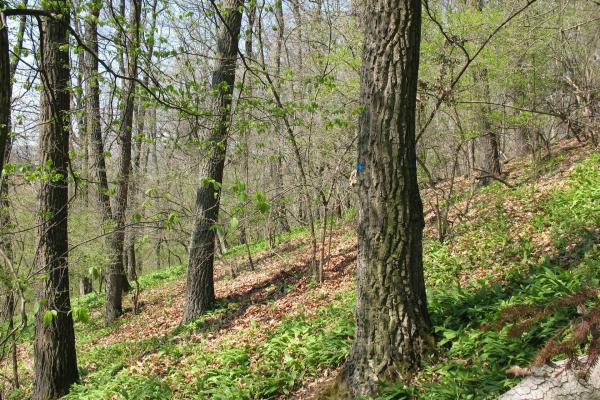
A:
[83,0,132,319]
[126,0,158,281]
[33,5,79,397]
[2,293,19,388]
[0,12,10,174]
[72,8,88,206]
[471,2,501,185]
[182,0,244,323]
[85,1,112,220]
[126,241,136,278]
[474,68,501,185]
[79,277,93,296]
[105,0,140,325]
[516,125,531,157]
[271,0,291,235]
[336,0,432,397]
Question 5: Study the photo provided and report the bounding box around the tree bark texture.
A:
[182,0,244,323]
[33,5,79,398]
[339,0,432,397]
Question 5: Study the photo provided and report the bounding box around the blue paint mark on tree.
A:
[357,162,364,173]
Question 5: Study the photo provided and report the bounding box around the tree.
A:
[337,0,432,397]
[105,0,140,325]
[471,1,501,185]
[270,0,291,236]
[182,0,244,323]
[0,5,27,390]
[32,2,79,397]
[0,8,10,174]
[83,0,114,266]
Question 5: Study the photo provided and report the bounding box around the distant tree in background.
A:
[104,0,140,325]
[183,0,245,323]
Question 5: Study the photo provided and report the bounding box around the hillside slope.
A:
[3,139,599,399]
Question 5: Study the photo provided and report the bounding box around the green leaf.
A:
[71,306,90,323]
[254,192,267,203]
[43,310,57,327]
[230,217,240,230]
[256,202,270,214]
[89,266,100,280]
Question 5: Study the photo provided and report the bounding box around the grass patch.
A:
[63,292,355,400]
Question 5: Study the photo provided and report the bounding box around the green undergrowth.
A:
[225,209,356,259]
[374,152,600,399]
[225,226,310,259]
[8,153,599,400]
[64,291,355,400]
[73,263,186,311]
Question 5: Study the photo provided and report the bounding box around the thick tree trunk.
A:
[336,0,432,397]
[105,0,140,325]
[182,0,244,323]
[33,5,79,398]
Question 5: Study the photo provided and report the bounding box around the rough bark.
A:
[182,0,244,323]
[498,359,600,400]
[105,0,140,325]
[33,4,79,398]
[336,0,432,397]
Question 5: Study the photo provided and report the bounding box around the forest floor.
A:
[2,138,600,399]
